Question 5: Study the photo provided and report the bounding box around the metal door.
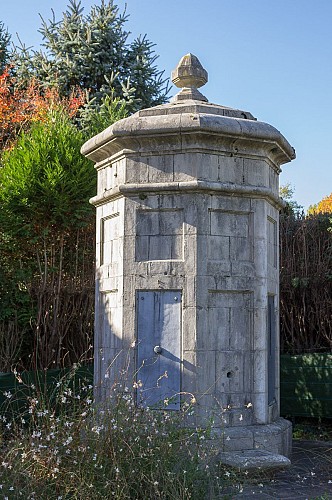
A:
[136,290,181,409]
[268,295,276,404]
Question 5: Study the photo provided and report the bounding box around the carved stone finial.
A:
[171,53,208,102]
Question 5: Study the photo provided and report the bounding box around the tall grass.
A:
[0,366,235,499]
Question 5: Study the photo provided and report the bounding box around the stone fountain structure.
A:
[81,53,295,463]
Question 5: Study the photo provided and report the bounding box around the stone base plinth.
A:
[211,418,292,458]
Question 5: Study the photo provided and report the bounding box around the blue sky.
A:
[2,0,332,209]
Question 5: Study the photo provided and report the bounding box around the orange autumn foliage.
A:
[308,192,332,215]
[0,66,85,151]
[316,193,332,214]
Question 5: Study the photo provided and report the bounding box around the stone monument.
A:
[81,53,295,460]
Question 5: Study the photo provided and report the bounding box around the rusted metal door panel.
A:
[136,290,181,409]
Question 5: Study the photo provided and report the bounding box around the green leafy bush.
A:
[0,108,95,235]
[0,108,96,369]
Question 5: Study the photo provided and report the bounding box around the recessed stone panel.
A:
[99,290,122,349]
[269,168,278,194]
[208,291,253,350]
[267,217,277,268]
[209,210,253,263]
[148,155,174,183]
[207,306,230,350]
[135,209,184,261]
[125,157,149,184]
[105,160,121,190]
[244,159,269,187]
[100,213,120,266]
[210,210,249,237]
[230,236,250,261]
[218,156,244,184]
[208,235,230,260]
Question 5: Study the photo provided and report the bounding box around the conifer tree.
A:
[13,0,169,111]
[0,21,10,73]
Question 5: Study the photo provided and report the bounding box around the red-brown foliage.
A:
[0,66,84,151]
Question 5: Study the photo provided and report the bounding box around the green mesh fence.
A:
[0,364,93,421]
[0,356,331,419]
[280,353,332,418]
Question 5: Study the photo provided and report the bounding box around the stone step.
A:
[218,450,291,471]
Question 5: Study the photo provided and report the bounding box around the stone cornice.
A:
[90,179,285,209]
[81,109,295,168]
